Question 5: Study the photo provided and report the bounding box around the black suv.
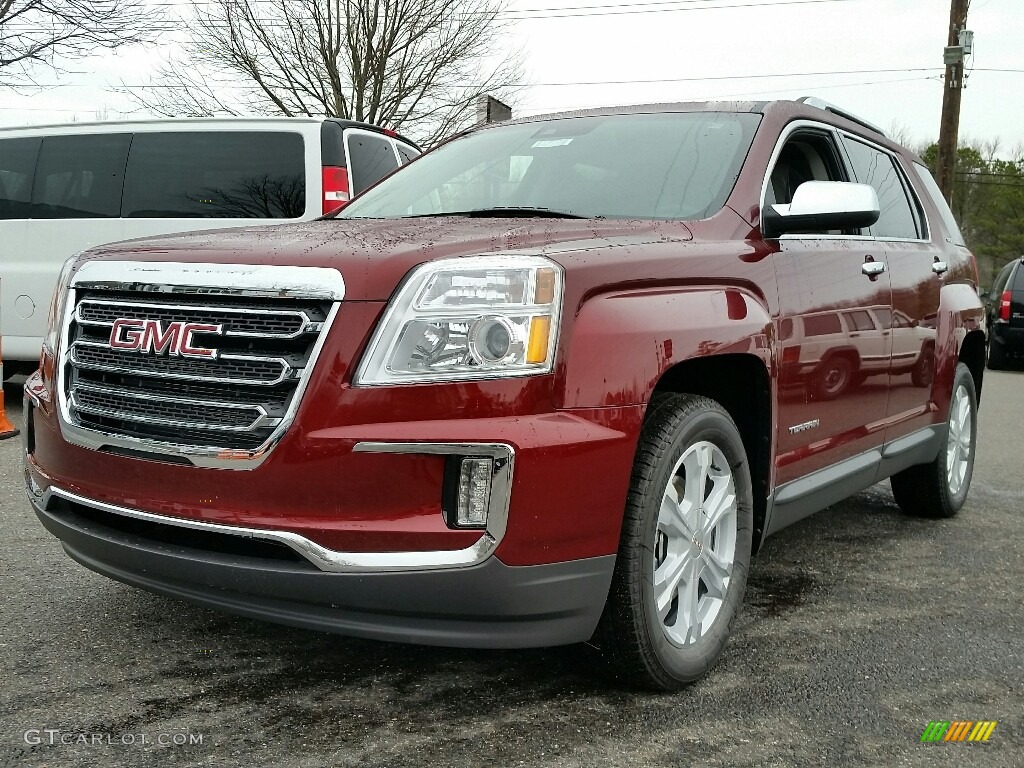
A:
[985,257,1024,368]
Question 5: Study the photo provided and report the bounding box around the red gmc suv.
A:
[23,99,986,690]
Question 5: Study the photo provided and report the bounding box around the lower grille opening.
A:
[66,501,311,565]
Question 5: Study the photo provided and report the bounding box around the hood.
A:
[77,217,693,300]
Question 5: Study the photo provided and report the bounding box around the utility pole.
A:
[936,0,970,204]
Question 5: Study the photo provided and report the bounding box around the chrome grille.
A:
[61,267,340,460]
[70,340,296,386]
[76,298,317,338]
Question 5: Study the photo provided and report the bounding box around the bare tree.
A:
[127,0,521,145]
[0,0,165,87]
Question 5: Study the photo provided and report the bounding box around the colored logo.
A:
[920,721,997,743]
[109,318,223,359]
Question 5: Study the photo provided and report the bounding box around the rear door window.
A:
[844,310,875,331]
[842,137,921,240]
[0,137,41,220]
[31,134,131,219]
[122,131,306,218]
[346,132,400,195]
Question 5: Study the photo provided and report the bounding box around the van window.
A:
[347,133,400,195]
[31,134,131,219]
[0,137,41,220]
[804,313,842,336]
[122,132,305,218]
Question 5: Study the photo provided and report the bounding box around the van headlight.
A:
[355,255,563,385]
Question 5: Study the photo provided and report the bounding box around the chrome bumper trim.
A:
[35,441,514,574]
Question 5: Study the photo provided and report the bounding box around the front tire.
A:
[890,362,977,518]
[911,345,936,388]
[591,394,753,690]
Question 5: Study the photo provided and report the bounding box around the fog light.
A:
[457,457,493,526]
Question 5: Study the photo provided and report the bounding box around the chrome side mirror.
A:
[762,181,880,238]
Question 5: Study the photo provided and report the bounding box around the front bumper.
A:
[29,485,615,648]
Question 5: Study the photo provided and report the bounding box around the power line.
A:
[13,66,952,89]
[1,0,864,26]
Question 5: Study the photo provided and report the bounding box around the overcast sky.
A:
[0,0,1021,152]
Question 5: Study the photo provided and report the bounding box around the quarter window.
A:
[396,143,419,164]
[912,162,966,246]
[31,134,131,219]
[842,138,920,239]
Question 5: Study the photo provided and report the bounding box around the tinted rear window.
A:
[32,134,131,219]
[1013,264,1024,291]
[347,133,400,195]
[0,137,41,219]
[122,132,305,218]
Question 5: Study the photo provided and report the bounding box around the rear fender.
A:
[934,282,987,409]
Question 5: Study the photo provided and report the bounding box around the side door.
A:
[767,124,893,499]
[0,135,42,362]
[839,134,940,442]
[17,133,131,362]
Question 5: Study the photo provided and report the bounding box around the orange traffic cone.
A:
[0,339,19,440]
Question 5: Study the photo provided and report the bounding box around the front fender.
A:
[559,286,774,409]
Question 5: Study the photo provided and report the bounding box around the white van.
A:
[0,117,419,369]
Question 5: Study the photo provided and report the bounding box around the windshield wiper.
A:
[402,207,587,219]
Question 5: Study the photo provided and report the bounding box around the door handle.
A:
[862,261,886,277]
[932,260,949,275]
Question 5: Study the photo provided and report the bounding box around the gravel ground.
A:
[1,370,1022,767]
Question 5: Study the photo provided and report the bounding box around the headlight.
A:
[42,255,78,358]
[355,255,563,385]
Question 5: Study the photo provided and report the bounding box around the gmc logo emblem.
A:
[109,318,223,359]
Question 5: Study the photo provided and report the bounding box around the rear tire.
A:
[987,334,1006,370]
[590,394,753,691]
[890,362,977,518]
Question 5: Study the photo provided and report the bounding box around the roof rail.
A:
[796,97,887,138]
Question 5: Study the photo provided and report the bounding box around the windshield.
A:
[339,112,761,221]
